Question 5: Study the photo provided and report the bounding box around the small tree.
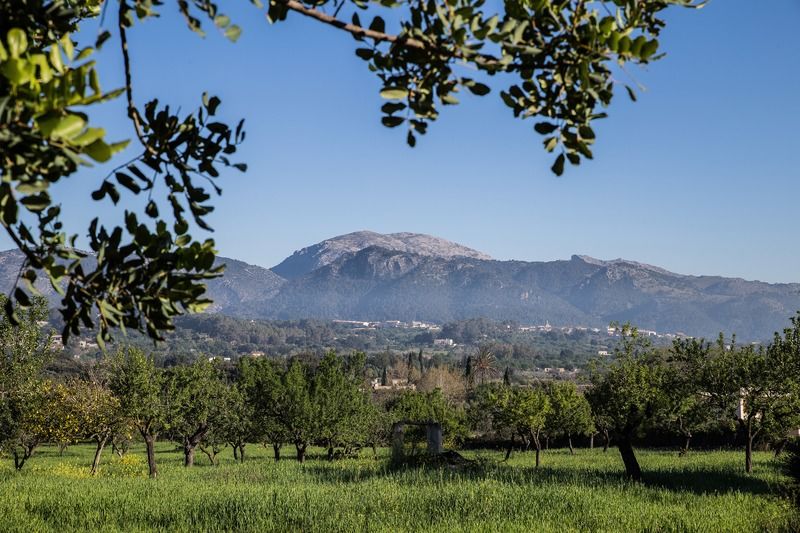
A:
[68,379,124,474]
[238,357,286,461]
[497,387,551,467]
[109,348,173,478]
[0,295,52,470]
[545,381,593,454]
[6,380,58,470]
[586,326,666,481]
[280,360,317,462]
[166,360,226,467]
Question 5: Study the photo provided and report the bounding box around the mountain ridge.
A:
[1,232,798,340]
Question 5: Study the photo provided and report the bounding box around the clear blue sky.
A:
[5,0,799,282]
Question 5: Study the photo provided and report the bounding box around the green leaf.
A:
[355,48,373,60]
[625,85,637,102]
[381,102,406,114]
[369,16,385,34]
[7,28,28,58]
[0,58,33,85]
[20,193,50,212]
[116,172,142,194]
[224,25,242,42]
[467,82,490,96]
[60,34,74,61]
[84,139,113,162]
[71,127,105,147]
[14,287,31,307]
[534,122,558,135]
[37,114,86,139]
[381,116,404,128]
[380,88,408,99]
[551,153,565,176]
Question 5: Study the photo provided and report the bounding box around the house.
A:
[433,338,454,347]
[371,378,416,391]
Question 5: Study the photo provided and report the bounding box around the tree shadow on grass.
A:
[303,456,779,497]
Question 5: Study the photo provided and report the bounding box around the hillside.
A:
[2,231,799,340]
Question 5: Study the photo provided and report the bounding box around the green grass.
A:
[0,444,796,532]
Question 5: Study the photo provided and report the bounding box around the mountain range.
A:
[2,231,798,340]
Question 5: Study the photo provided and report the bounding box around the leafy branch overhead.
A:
[0,0,701,344]
[267,0,704,174]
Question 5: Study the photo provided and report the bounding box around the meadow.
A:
[0,444,796,532]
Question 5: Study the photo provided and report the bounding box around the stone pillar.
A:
[426,423,442,455]
[391,422,405,464]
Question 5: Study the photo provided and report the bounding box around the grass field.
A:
[0,444,796,532]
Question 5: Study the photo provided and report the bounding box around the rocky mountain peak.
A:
[271,230,491,279]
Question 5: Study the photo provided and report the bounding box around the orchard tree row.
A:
[3,296,800,483]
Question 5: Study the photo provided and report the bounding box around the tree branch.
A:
[118,1,157,156]
[278,0,508,69]
[281,0,427,50]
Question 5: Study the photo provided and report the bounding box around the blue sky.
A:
[5,0,799,282]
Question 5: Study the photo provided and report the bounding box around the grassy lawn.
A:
[0,444,796,532]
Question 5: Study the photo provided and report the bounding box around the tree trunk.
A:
[239,443,246,463]
[12,446,34,471]
[327,445,334,461]
[774,439,788,458]
[679,434,692,457]
[144,434,158,479]
[58,443,67,457]
[745,433,754,474]
[603,430,610,453]
[545,436,549,450]
[617,437,641,481]
[199,445,218,466]
[183,425,208,467]
[532,434,542,468]
[296,443,307,463]
[91,437,108,475]
[590,433,594,450]
[504,435,515,461]
[568,435,574,455]
[184,444,196,467]
[273,443,282,462]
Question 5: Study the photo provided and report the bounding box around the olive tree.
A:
[586,326,666,481]
[165,360,227,467]
[0,294,52,469]
[545,381,593,454]
[109,348,174,478]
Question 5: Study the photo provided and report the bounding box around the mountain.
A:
[262,248,800,339]
[271,230,491,279]
[2,232,798,340]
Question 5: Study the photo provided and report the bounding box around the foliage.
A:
[586,324,667,479]
[390,389,468,447]
[164,359,228,466]
[544,380,593,451]
[673,329,800,473]
[0,1,245,345]
[108,347,173,477]
[0,294,52,468]
[0,0,703,342]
